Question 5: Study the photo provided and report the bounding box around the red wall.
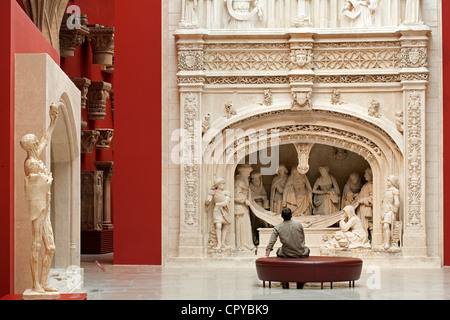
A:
[0,0,59,296]
[443,0,450,266]
[113,0,162,265]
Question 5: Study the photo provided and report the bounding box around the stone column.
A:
[399,27,430,257]
[175,31,206,257]
[94,161,114,230]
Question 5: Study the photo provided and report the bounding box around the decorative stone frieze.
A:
[87,25,115,66]
[72,78,91,109]
[81,130,100,154]
[87,81,112,120]
[60,13,90,57]
[95,129,114,150]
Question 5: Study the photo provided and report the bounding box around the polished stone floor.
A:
[75,253,450,300]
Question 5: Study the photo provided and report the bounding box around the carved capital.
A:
[87,81,112,120]
[60,13,90,57]
[95,129,114,150]
[72,78,91,109]
[87,25,115,66]
[81,130,100,154]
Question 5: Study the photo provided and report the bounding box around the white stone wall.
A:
[162,0,444,263]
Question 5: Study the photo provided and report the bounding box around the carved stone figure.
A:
[342,172,363,208]
[283,168,313,216]
[404,0,423,25]
[270,165,289,215]
[395,111,404,133]
[81,130,100,154]
[331,89,344,105]
[225,102,237,119]
[249,171,269,245]
[202,112,211,134]
[234,164,256,252]
[81,171,104,231]
[290,49,313,69]
[322,205,370,249]
[21,104,60,299]
[226,0,263,28]
[87,25,115,66]
[312,166,340,215]
[368,99,381,118]
[205,177,232,250]
[262,89,273,106]
[355,167,373,237]
[294,143,314,174]
[381,175,400,250]
[250,172,268,208]
[180,0,200,28]
[343,0,379,28]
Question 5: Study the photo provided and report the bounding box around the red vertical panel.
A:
[443,0,450,266]
[0,0,13,297]
[113,0,161,264]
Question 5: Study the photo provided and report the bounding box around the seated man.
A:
[265,207,310,259]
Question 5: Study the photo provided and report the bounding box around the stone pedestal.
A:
[94,161,114,230]
[23,290,60,300]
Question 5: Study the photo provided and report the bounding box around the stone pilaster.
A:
[81,171,104,231]
[175,31,206,257]
[399,26,430,257]
[94,162,114,230]
[288,30,316,110]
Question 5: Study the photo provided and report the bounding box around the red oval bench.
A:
[255,256,363,289]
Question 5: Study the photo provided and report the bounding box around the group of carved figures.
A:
[206,163,401,254]
[180,0,423,29]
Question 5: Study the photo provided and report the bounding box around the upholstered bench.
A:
[255,256,363,289]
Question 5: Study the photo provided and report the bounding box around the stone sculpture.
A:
[368,99,381,118]
[312,166,340,215]
[355,167,373,238]
[250,172,268,208]
[342,172,363,208]
[205,177,232,250]
[343,0,379,28]
[234,164,256,252]
[322,205,370,249]
[404,0,423,25]
[282,167,313,217]
[270,165,289,215]
[331,89,344,105]
[225,102,237,119]
[395,111,404,133]
[202,112,211,134]
[225,0,263,28]
[180,0,200,28]
[20,104,60,299]
[381,175,400,250]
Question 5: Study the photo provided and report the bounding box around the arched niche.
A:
[50,93,81,269]
[201,108,404,251]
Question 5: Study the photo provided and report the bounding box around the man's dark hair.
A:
[281,207,292,221]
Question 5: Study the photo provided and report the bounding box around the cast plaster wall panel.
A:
[162,0,443,266]
[15,53,81,293]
